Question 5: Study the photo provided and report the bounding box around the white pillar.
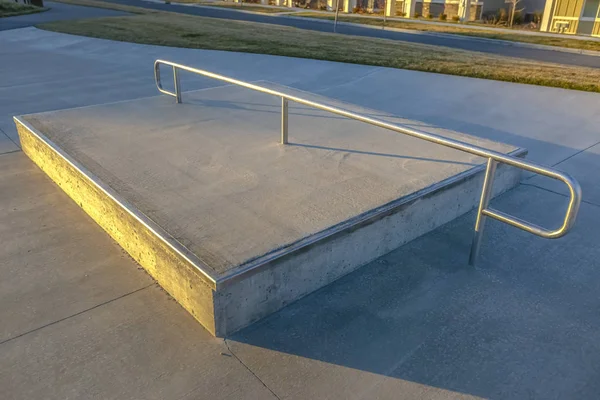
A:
[261,0,269,4]
[540,0,555,32]
[343,0,356,12]
[385,0,396,17]
[274,0,284,5]
[404,0,415,17]
[458,0,471,22]
[327,0,335,11]
[367,0,375,12]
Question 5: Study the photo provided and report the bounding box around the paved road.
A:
[96,0,600,68]
[0,1,128,31]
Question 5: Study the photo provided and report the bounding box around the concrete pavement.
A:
[0,153,278,400]
[0,1,128,31]
[3,148,600,399]
[229,184,600,399]
[2,27,600,399]
[529,142,600,205]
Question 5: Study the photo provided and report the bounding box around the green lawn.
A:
[52,0,154,13]
[168,0,288,13]
[294,12,600,52]
[38,11,600,93]
[0,0,47,17]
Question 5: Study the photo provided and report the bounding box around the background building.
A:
[540,0,600,34]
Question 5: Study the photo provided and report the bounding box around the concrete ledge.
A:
[15,85,525,336]
[215,154,524,334]
[16,118,219,335]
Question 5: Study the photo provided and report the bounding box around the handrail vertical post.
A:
[155,65,161,88]
[173,66,182,103]
[281,97,288,144]
[469,158,497,266]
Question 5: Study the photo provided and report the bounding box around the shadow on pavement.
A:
[230,185,600,399]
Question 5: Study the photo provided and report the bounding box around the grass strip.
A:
[38,11,600,92]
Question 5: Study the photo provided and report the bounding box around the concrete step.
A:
[14,83,525,337]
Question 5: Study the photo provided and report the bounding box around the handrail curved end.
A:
[154,60,163,92]
[552,171,582,239]
[154,59,179,98]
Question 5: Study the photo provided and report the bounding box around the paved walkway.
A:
[2,28,600,399]
[0,1,128,31]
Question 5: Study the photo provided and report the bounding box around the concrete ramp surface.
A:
[14,83,525,336]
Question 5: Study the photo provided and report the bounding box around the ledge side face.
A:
[214,160,523,336]
[16,119,219,336]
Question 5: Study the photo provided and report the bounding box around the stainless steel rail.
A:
[154,59,582,266]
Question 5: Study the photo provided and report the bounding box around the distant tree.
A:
[506,0,524,27]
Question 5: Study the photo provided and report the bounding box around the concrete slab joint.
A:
[14,83,525,337]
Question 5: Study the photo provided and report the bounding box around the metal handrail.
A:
[154,59,582,266]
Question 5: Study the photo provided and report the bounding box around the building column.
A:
[385,0,396,16]
[404,0,415,17]
[261,0,269,4]
[540,0,556,32]
[343,0,356,12]
[458,0,471,21]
